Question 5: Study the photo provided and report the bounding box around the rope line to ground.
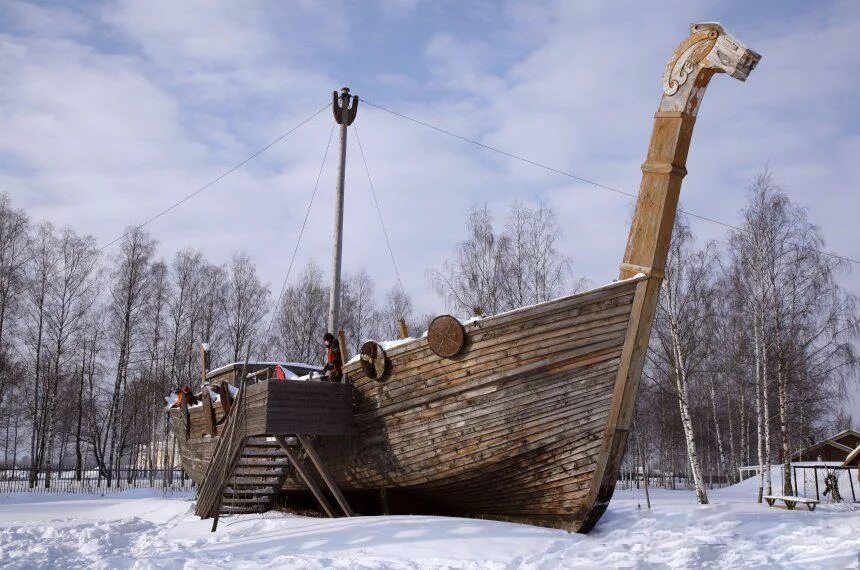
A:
[262,123,338,352]
[14,102,334,291]
[352,123,409,312]
[99,101,333,252]
[361,98,858,266]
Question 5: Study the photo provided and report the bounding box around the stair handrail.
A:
[194,372,251,519]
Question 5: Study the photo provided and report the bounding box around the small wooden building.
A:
[792,429,860,462]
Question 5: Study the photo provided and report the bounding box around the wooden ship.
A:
[169,23,760,532]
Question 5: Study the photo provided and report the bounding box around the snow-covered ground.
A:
[0,471,858,569]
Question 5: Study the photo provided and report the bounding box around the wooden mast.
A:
[328,87,359,335]
[581,22,760,532]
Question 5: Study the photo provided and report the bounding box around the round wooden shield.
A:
[427,315,466,358]
[360,340,389,380]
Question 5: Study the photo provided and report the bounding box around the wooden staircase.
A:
[219,436,290,514]
[194,374,354,530]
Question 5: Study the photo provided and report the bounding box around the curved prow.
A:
[582,23,760,533]
[620,22,761,279]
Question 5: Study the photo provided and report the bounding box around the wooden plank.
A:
[263,380,354,436]
[355,294,636,391]
[275,435,336,518]
[297,435,354,517]
[219,379,232,416]
[365,322,630,410]
[200,388,216,437]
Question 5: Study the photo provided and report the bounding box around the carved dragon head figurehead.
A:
[661,22,761,115]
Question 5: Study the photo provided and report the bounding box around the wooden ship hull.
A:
[172,275,647,531]
[169,22,760,533]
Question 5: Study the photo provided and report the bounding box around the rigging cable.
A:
[11,101,334,316]
[261,123,338,351]
[98,101,332,252]
[361,98,858,266]
[352,123,409,311]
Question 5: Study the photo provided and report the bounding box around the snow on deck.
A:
[0,483,858,568]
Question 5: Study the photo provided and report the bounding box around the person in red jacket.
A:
[321,332,343,382]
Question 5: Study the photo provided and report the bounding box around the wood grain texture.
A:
[170,276,646,532]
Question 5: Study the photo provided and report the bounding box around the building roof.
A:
[792,429,860,460]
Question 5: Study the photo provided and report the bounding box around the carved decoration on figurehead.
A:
[662,29,718,96]
[660,22,761,115]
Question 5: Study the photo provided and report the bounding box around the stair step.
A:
[223,486,279,496]
[246,436,280,446]
[220,505,265,514]
[242,448,287,457]
[232,466,286,474]
[229,480,283,488]
[236,458,289,467]
[230,473,284,481]
[221,496,274,505]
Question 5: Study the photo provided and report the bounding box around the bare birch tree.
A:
[0,194,29,381]
[42,229,99,483]
[24,222,59,483]
[429,204,512,316]
[380,285,414,341]
[341,269,381,354]
[430,201,575,318]
[270,261,328,364]
[223,252,270,362]
[105,228,155,482]
[650,219,714,504]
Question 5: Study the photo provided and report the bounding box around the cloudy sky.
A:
[2,1,858,406]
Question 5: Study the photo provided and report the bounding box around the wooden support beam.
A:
[274,435,336,518]
[201,388,216,437]
[219,379,232,417]
[181,398,190,440]
[297,434,354,517]
[338,329,349,361]
[379,487,390,515]
[200,343,211,387]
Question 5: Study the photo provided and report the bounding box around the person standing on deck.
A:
[321,332,343,382]
[170,385,200,408]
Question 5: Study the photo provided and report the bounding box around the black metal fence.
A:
[0,466,194,494]
[793,465,858,502]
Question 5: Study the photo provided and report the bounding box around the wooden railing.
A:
[194,377,249,520]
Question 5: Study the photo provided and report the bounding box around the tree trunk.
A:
[777,350,792,495]
[753,315,765,503]
[666,289,709,504]
[75,356,85,480]
[726,391,738,484]
[761,331,772,496]
[709,376,726,483]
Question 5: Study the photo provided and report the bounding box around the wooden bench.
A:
[763,495,819,511]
